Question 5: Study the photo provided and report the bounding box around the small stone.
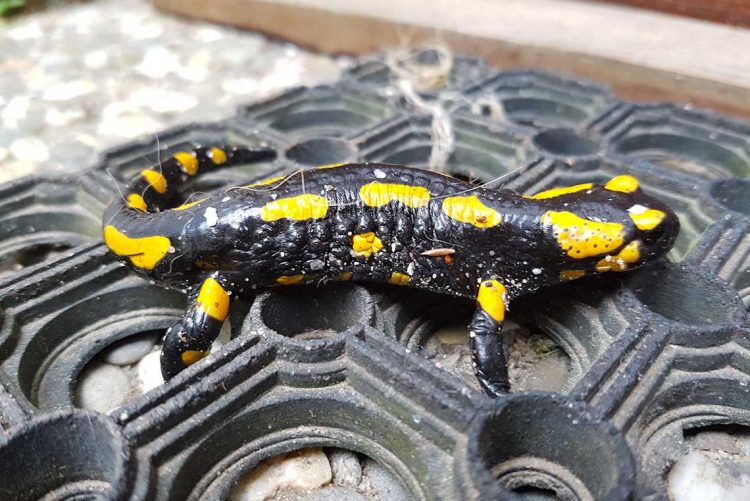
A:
[0,161,37,183]
[286,486,367,501]
[434,325,469,345]
[213,320,233,348]
[363,459,409,501]
[2,96,30,129]
[42,80,96,101]
[229,448,332,501]
[136,348,164,393]
[8,21,43,40]
[129,88,198,114]
[103,332,160,366]
[136,46,179,79]
[222,78,260,95]
[45,107,86,127]
[10,137,49,163]
[76,362,132,413]
[328,449,362,488]
[84,49,109,69]
[97,113,163,139]
[668,450,750,501]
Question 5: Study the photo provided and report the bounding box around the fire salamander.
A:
[102,145,679,396]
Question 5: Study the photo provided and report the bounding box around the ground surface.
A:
[0,0,345,183]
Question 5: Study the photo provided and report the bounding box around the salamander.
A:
[102,145,679,396]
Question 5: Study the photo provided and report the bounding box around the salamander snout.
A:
[626,194,680,263]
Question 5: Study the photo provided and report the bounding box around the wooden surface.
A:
[154,0,750,119]
[593,0,750,29]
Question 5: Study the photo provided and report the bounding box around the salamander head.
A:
[535,175,679,276]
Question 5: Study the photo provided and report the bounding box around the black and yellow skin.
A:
[103,145,679,396]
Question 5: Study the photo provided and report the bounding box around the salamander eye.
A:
[641,225,665,247]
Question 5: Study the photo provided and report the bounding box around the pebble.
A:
[362,459,409,501]
[129,88,198,114]
[434,324,469,345]
[328,449,362,488]
[10,137,49,163]
[229,448,332,501]
[84,49,109,69]
[136,347,164,393]
[76,362,132,412]
[136,46,179,79]
[103,332,160,366]
[2,96,30,129]
[281,486,367,501]
[668,450,750,501]
[42,80,97,101]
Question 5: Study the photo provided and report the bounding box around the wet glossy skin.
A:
[103,145,680,394]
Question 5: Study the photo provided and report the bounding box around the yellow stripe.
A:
[477,280,507,322]
[629,209,666,230]
[196,277,230,321]
[174,151,198,176]
[141,169,168,194]
[260,194,329,222]
[359,183,431,208]
[389,272,410,285]
[352,232,384,258]
[276,274,305,285]
[210,147,227,165]
[541,211,625,259]
[244,176,284,188]
[524,183,593,200]
[127,194,148,212]
[181,349,209,365]
[605,175,639,193]
[103,225,171,270]
[442,196,502,228]
[172,198,207,211]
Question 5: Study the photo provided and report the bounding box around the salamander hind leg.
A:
[161,274,230,380]
[469,279,510,397]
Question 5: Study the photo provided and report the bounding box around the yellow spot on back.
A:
[335,271,353,281]
[359,182,431,208]
[442,196,502,228]
[595,241,641,272]
[317,163,346,169]
[174,151,198,176]
[389,272,410,285]
[181,350,209,366]
[103,225,171,270]
[196,277,230,321]
[172,198,207,211]
[477,280,507,322]
[141,169,168,194]
[244,176,284,188]
[524,183,593,200]
[277,274,305,285]
[352,232,383,258]
[127,193,148,212]
[560,269,586,281]
[210,147,227,165]
[605,175,639,193]
[629,209,666,230]
[541,211,625,259]
[260,194,329,222]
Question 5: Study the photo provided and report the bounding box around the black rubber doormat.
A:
[0,50,748,500]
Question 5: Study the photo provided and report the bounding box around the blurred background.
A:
[1,0,748,184]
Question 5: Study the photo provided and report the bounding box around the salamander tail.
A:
[113,145,277,214]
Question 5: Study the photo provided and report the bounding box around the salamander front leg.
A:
[161,274,230,380]
[469,280,510,397]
